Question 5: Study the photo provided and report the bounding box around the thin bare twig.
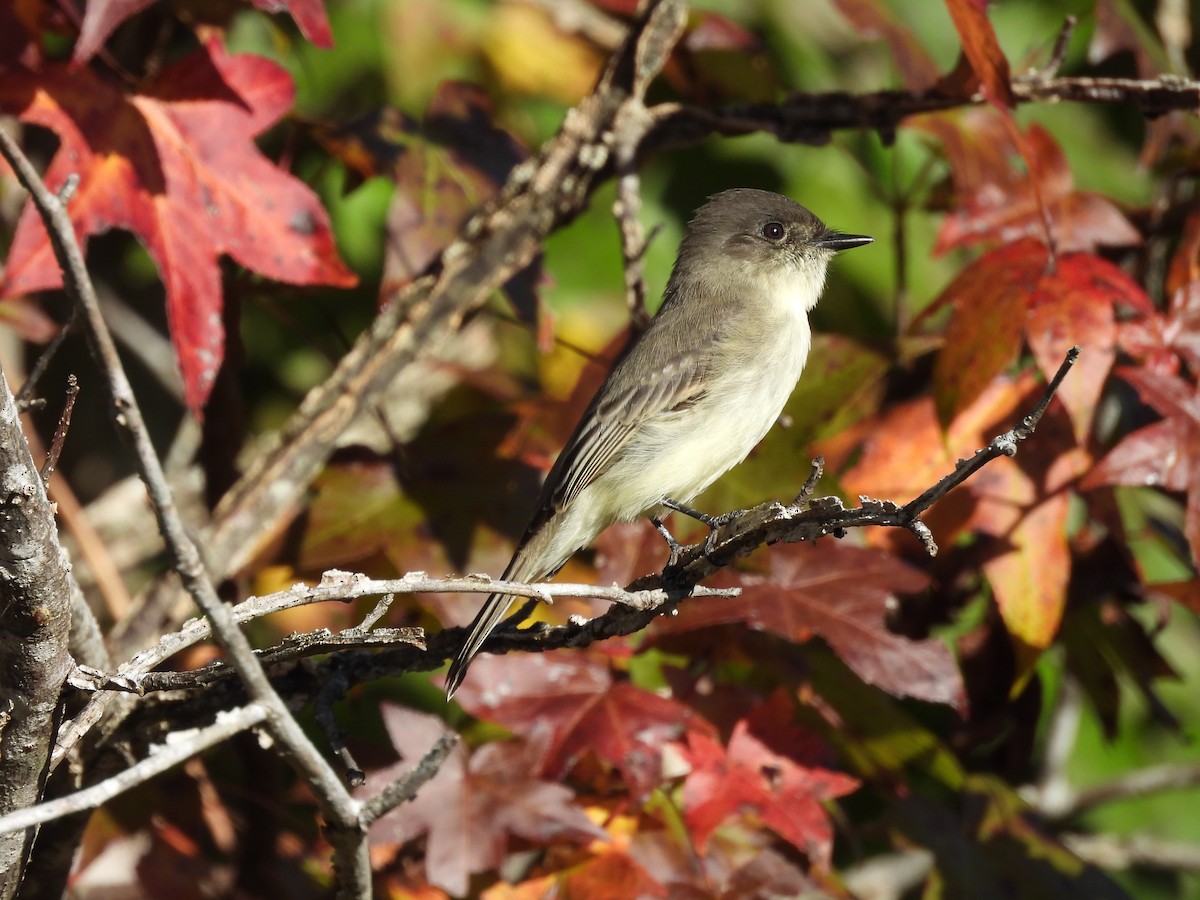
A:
[315,670,364,787]
[1039,16,1078,81]
[643,75,1200,155]
[792,456,825,505]
[15,309,79,412]
[39,375,78,487]
[361,733,458,826]
[0,705,268,838]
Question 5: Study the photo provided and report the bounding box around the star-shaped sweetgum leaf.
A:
[917,113,1140,255]
[676,693,858,868]
[360,704,604,898]
[452,652,708,799]
[653,541,965,710]
[0,38,356,414]
[925,237,1151,441]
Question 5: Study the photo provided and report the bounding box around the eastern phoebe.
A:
[445,188,871,698]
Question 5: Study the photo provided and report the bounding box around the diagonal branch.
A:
[417,348,1080,666]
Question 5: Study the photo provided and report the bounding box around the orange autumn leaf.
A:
[981,491,1072,680]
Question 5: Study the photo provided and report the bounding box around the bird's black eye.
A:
[761,222,786,241]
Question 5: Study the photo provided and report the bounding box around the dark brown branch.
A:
[643,76,1200,154]
[59,574,732,697]
[69,626,424,695]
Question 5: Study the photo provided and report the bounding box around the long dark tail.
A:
[444,587,520,699]
[445,540,550,698]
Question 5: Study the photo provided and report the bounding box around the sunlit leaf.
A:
[0,38,356,413]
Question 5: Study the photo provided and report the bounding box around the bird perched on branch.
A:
[446,188,872,698]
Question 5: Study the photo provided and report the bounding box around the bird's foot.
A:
[660,498,733,565]
[650,515,686,568]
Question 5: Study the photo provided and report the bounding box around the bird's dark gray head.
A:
[682,188,872,266]
[669,189,872,313]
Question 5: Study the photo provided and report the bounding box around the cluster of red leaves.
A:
[361,673,860,896]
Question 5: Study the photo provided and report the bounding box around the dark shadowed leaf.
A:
[1087,366,1200,565]
[318,82,536,317]
[891,775,1132,899]
[833,0,940,89]
[656,542,964,709]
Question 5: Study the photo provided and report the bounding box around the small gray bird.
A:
[445,188,871,698]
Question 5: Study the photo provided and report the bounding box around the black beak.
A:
[816,231,873,251]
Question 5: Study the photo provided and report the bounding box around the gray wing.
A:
[445,325,716,699]
[525,347,711,536]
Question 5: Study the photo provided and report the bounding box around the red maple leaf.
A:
[653,541,965,710]
[925,237,1151,440]
[1085,366,1200,566]
[943,0,1015,107]
[360,704,604,897]
[676,693,858,867]
[452,652,706,798]
[1120,286,1200,380]
[0,38,357,413]
[918,113,1140,255]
